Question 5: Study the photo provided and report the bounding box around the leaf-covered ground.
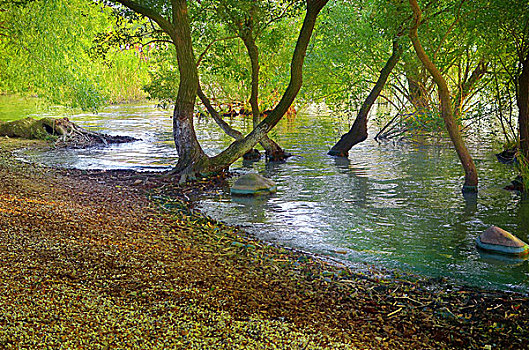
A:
[1,138,528,349]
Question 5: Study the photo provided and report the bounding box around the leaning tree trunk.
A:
[200,0,328,174]
[409,0,478,193]
[241,30,289,161]
[197,84,244,140]
[328,39,403,157]
[518,52,529,164]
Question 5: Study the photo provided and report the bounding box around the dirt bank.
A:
[1,138,528,349]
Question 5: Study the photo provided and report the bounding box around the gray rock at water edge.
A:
[230,173,277,196]
[476,225,529,256]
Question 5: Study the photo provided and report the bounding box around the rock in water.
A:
[230,173,277,196]
[476,226,529,256]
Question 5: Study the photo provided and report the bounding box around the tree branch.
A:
[113,0,175,39]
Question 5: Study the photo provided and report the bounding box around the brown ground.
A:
[1,138,528,349]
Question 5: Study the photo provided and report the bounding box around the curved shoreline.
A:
[1,138,528,349]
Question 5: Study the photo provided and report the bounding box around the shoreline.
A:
[1,138,529,349]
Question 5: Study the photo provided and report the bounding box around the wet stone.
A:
[476,225,529,256]
[230,173,277,196]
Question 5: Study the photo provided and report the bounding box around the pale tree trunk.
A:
[170,0,207,179]
[328,39,402,157]
[408,0,478,192]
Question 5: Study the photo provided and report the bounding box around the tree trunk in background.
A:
[518,52,529,164]
[241,30,289,161]
[114,0,327,179]
[171,0,207,180]
[408,0,478,192]
[405,63,431,112]
[454,59,488,119]
[201,0,328,174]
[328,39,402,157]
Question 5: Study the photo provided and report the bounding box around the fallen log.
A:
[0,117,136,148]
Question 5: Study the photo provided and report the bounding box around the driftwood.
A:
[0,117,136,148]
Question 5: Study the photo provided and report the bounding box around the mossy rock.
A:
[230,173,277,196]
[0,117,60,140]
[0,117,136,148]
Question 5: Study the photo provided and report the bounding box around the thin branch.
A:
[257,0,297,36]
[196,36,237,67]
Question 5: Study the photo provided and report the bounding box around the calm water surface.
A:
[2,96,528,293]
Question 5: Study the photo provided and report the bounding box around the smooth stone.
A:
[230,173,277,196]
[476,225,529,256]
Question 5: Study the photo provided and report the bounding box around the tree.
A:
[109,0,328,181]
[197,0,299,161]
[408,0,478,192]
[328,37,403,156]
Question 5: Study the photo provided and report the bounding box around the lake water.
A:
[2,96,528,293]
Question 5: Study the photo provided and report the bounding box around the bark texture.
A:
[328,39,402,157]
[408,0,478,192]
[171,0,207,178]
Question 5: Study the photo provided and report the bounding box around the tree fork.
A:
[408,0,478,193]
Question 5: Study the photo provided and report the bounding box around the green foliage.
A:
[142,45,180,108]
[193,0,301,111]
[0,0,151,109]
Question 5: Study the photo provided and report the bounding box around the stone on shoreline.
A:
[476,225,529,256]
[230,173,276,196]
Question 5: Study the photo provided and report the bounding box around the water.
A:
[2,96,528,293]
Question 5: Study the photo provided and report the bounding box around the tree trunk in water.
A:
[408,0,478,193]
[518,52,529,164]
[241,30,289,162]
[171,0,207,179]
[328,39,402,157]
[201,0,328,174]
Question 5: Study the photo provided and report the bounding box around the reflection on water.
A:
[2,97,528,293]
